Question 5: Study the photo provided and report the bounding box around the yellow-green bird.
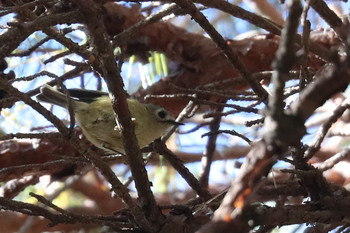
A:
[37,84,181,154]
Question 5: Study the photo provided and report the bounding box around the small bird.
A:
[37,84,181,154]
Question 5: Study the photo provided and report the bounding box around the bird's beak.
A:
[166,120,184,126]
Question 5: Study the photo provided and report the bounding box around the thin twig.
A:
[174,0,269,103]
[305,98,350,160]
[153,139,212,200]
[199,105,223,187]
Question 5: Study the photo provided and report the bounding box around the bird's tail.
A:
[37,84,76,108]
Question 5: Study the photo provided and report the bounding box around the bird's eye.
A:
[157,110,167,119]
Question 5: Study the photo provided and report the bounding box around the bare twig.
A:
[199,105,223,187]
[305,98,350,160]
[174,0,269,103]
[153,139,212,200]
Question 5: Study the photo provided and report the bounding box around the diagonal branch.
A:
[71,0,164,232]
